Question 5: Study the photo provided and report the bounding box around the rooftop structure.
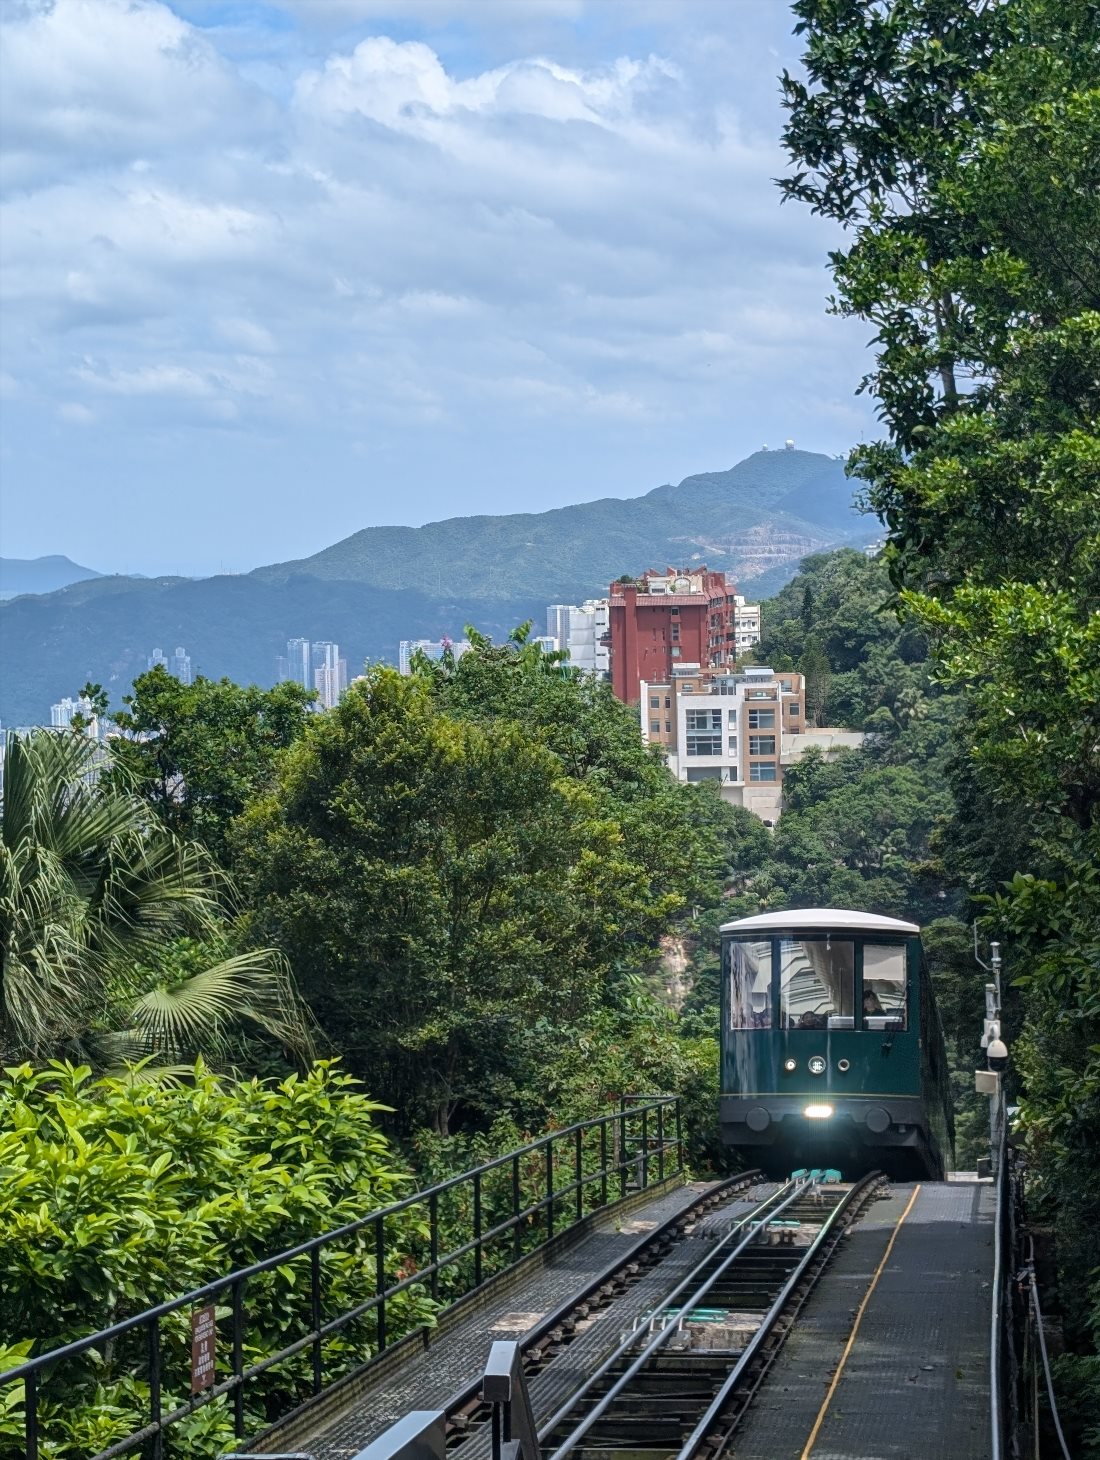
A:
[607,568,759,704]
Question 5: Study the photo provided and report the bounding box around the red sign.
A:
[190,1306,216,1394]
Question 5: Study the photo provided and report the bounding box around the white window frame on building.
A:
[686,732,723,756]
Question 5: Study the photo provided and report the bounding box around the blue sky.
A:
[0,0,876,577]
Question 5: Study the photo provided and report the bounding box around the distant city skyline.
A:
[0,1,876,579]
[276,637,348,709]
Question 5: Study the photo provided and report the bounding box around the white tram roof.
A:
[720,908,920,936]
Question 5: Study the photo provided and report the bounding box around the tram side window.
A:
[728,940,773,1029]
[862,944,907,1029]
[779,939,854,1030]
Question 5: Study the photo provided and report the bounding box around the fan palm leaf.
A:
[0,729,313,1067]
[128,951,315,1062]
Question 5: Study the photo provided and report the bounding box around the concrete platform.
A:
[730,1179,995,1460]
[251,1177,763,1459]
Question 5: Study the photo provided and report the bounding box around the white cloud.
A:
[0,0,875,574]
[0,0,267,191]
[295,37,676,133]
[217,317,278,352]
[57,401,96,424]
[76,362,216,396]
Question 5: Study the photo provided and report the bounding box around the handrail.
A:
[483,1342,540,1460]
[990,1088,1009,1460]
[1,1095,683,1460]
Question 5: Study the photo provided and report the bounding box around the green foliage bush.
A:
[0,1061,427,1459]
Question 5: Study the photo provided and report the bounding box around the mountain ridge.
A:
[0,554,104,600]
[253,449,868,602]
[0,448,873,726]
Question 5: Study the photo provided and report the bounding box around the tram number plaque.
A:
[191,1305,216,1394]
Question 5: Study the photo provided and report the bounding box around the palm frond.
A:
[129,950,316,1062]
[1,729,311,1069]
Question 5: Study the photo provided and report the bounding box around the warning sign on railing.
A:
[191,1305,216,1394]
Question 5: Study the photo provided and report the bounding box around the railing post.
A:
[574,1126,583,1222]
[231,1279,245,1438]
[675,1098,684,1173]
[473,1170,483,1288]
[641,1105,650,1189]
[657,1102,665,1183]
[512,1154,522,1263]
[600,1118,609,1207]
[146,1320,163,1460]
[25,1369,38,1460]
[310,1246,323,1394]
[619,1104,628,1198]
[429,1191,440,1303]
[375,1220,387,1353]
[545,1141,555,1243]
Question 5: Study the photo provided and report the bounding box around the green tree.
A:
[784,0,1100,1435]
[798,634,832,727]
[109,668,315,865]
[0,1060,418,1459]
[236,668,682,1135]
[0,729,310,1068]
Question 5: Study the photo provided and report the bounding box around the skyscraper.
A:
[171,646,192,685]
[50,694,97,736]
[398,638,472,674]
[279,638,311,690]
[312,641,347,709]
[148,647,168,671]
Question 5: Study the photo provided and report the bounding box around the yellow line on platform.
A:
[799,1183,922,1460]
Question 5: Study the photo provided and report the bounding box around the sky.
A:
[0,0,877,578]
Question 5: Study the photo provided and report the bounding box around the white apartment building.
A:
[312,641,348,710]
[731,596,761,656]
[640,665,805,823]
[398,638,472,675]
[545,599,610,677]
[50,695,98,737]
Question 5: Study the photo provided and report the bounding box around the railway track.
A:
[432,1170,886,1460]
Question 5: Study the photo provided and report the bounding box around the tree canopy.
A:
[785,0,1100,1434]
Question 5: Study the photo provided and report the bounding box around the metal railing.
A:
[1,1096,682,1460]
[991,1099,1074,1460]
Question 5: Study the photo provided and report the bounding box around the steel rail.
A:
[674,1170,881,1457]
[543,1177,809,1460]
[426,1170,768,1441]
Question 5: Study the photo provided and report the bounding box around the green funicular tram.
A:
[719,909,954,1180]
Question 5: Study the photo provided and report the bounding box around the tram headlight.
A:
[783,1057,797,1073]
[837,1058,851,1073]
[804,1104,834,1120]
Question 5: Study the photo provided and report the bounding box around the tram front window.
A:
[863,944,907,1029]
[728,939,773,1029]
[780,939,854,1030]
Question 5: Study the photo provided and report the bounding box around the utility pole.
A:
[975,931,1009,1175]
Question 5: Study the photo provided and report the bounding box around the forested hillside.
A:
[253,448,868,600]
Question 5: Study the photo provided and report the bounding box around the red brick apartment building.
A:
[608,568,760,703]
